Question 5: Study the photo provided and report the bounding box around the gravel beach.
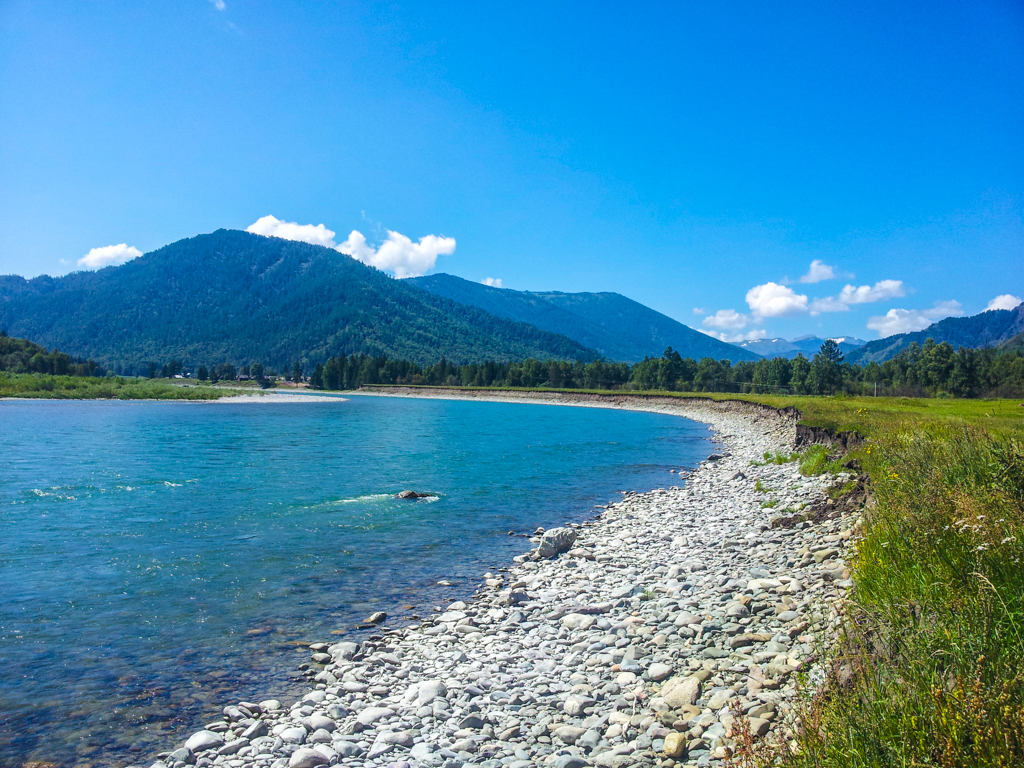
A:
[147,393,859,768]
[212,392,349,403]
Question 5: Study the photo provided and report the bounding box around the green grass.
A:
[798,444,847,476]
[751,449,800,466]
[0,373,232,400]
[754,425,1024,768]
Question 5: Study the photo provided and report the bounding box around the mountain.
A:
[406,273,758,363]
[847,304,1024,364]
[731,335,867,360]
[0,230,599,371]
[999,331,1024,352]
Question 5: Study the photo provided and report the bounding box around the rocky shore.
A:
[147,395,859,768]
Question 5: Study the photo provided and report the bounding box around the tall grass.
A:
[769,425,1024,768]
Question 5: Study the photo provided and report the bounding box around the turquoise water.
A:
[0,395,710,767]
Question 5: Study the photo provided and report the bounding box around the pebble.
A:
[156,398,859,768]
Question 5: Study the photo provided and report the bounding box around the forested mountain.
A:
[407,273,758,362]
[0,231,597,372]
[847,304,1024,363]
[732,335,866,359]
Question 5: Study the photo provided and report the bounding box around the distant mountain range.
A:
[0,230,598,370]
[3,229,1017,371]
[730,335,867,360]
[407,273,757,363]
[847,304,1024,364]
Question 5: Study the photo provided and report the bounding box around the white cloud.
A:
[866,300,964,337]
[482,277,503,288]
[78,243,142,269]
[246,215,455,278]
[209,0,226,10]
[746,282,809,318]
[246,215,337,248]
[986,294,1022,311]
[699,328,769,343]
[799,259,837,284]
[810,279,905,313]
[338,229,456,279]
[808,296,849,313]
[838,279,905,305]
[692,307,706,316]
[702,309,750,330]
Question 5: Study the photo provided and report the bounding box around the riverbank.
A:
[0,372,346,402]
[149,395,859,768]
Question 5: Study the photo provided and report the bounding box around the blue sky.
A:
[1,1,1021,341]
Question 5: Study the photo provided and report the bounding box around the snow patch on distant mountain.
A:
[732,335,867,359]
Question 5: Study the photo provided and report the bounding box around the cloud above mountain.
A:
[701,265,942,343]
[699,327,768,343]
[246,215,337,248]
[246,215,455,278]
[986,294,1022,311]
[337,230,456,279]
[702,309,749,330]
[78,243,142,269]
[482,277,503,288]
[745,282,808,318]
[866,300,964,337]
[810,280,905,313]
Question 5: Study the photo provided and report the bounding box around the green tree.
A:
[810,340,844,395]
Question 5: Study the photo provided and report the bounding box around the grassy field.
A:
[732,420,1022,768]
[678,393,1024,766]
[671,390,1024,438]
[0,372,238,400]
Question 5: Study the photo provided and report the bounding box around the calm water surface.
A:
[0,395,711,767]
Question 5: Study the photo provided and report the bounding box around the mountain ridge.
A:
[731,335,867,360]
[407,273,758,363]
[0,230,599,370]
[847,304,1024,363]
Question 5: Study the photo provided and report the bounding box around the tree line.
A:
[0,331,107,378]
[308,339,1024,398]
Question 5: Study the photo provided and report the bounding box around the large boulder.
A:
[417,680,447,706]
[184,731,225,752]
[660,675,702,709]
[536,527,577,558]
[289,748,329,768]
[328,641,359,660]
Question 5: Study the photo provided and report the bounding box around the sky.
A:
[1,1,1022,342]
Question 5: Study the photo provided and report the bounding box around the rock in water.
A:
[535,527,577,558]
[365,611,387,624]
[396,490,431,499]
